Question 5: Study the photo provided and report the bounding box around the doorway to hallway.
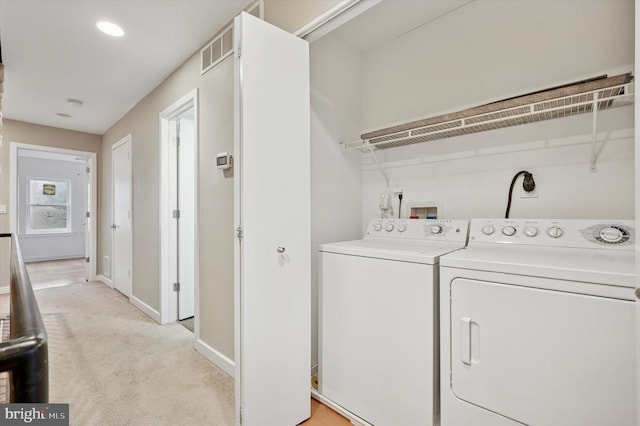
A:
[160,90,198,329]
[9,143,97,284]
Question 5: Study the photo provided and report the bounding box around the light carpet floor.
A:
[3,281,234,426]
[26,258,87,290]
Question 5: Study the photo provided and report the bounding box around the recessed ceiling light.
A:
[96,21,124,37]
[56,113,72,118]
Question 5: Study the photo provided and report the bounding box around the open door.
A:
[177,117,196,320]
[84,158,92,282]
[635,6,640,422]
[234,12,311,426]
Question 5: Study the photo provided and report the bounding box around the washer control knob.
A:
[430,225,443,234]
[397,224,407,233]
[524,226,538,237]
[599,226,624,243]
[385,224,394,232]
[482,224,495,235]
[547,226,564,238]
[374,223,382,231]
[502,226,516,236]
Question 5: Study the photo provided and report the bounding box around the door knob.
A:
[110,224,117,229]
[635,288,640,300]
[277,247,286,253]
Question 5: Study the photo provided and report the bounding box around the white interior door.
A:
[84,159,91,281]
[635,4,640,419]
[112,136,132,297]
[234,11,311,426]
[178,118,195,320]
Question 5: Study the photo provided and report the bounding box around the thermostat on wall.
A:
[216,152,232,170]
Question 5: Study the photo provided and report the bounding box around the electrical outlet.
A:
[392,187,405,195]
[520,175,538,198]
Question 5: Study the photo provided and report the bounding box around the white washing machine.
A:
[319,218,469,426]
[439,219,637,426]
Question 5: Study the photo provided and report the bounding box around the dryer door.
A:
[450,278,635,426]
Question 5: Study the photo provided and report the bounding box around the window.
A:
[27,178,71,233]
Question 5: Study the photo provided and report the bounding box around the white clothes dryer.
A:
[319,218,469,426]
[439,219,636,426]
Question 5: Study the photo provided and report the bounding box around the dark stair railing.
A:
[0,233,49,402]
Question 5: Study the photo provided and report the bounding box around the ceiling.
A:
[0,0,248,135]
[330,0,473,53]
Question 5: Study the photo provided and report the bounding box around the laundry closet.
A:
[307,0,635,424]
[310,0,634,227]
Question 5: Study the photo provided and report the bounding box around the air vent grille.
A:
[200,1,263,76]
[201,25,233,75]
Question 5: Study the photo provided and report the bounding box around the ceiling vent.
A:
[200,1,263,75]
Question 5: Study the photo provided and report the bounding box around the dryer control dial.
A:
[397,224,407,233]
[547,226,564,238]
[598,226,628,244]
[501,226,516,236]
[599,227,623,243]
[385,224,394,232]
[524,226,538,237]
[374,223,382,231]
[482,225,495,235]
[430,225,443,234]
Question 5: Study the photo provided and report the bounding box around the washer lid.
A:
[319,238,467,264]
[440,245,635,287]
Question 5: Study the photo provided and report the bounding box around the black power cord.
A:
[398,193,403,218]
[505,170,535,218]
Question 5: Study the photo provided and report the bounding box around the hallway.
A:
[25,258,87,290]
[1,259,350,425]
[2,281,235,425]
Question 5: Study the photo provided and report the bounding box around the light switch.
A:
[0,205,6,214]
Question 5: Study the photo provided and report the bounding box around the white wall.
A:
[363,108,634,220]
[361,0,634,133]
[17,156,87,261]
[356,0,635,222]
[309,32,365,370]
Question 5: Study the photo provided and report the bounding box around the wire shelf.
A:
[344,74,634,153]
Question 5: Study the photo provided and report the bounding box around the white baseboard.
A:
[130,295,161,324]
[194,338,235,378]
[23,254,85,263]
[95,274,113,288]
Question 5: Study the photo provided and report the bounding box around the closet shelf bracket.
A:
[366,142,390,187]
[590,92,599,173]
[340,139,390,187]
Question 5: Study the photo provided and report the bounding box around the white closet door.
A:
[112,137,132,297]
[233,11,310,426]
